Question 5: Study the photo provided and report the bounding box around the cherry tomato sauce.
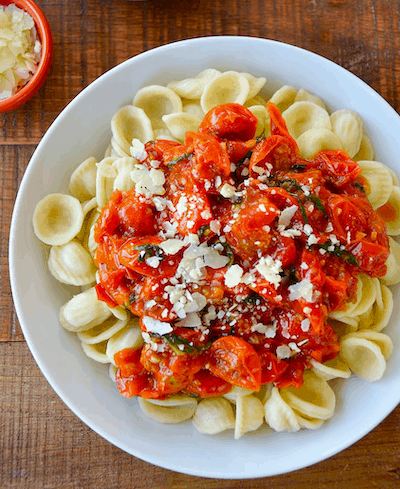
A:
[93,102,390,398]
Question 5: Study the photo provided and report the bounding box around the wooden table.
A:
[1,0,400,487]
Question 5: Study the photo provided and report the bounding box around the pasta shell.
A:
[192,398,235,435]
[280,371,336,420]
[296,128,342,159]
[81,340,109,364]
[350,275,377,317]
[112,157,136,192]
[340,334,388,381]
[77,306,129,345]
[106,319,143,366]
[162,112,201,142]
[223,385,254,403]
[167,69,221,99]
[294,412,325,430]
[247,105,270,138]
[59,287,111,333]
[234,395,264,439]
[311,356,351,381]
[33,193,84,246]
[240,72,266,100]
[153,128,180,142]
[359,280,393,332]
[353,134,374,162]
[76,197,97,243]
[264,387,300,432]
[330,109,363,158]
[357,160,393,210]
[139,396,197,424]
[381,237,400,286]
[48,239,97,286]
[111,105,154,154]
[182,99,205,119]
[82,209,100,256]
[96,157,118,208]
[268,85,298,113]
[111,137,131,158]
[346,330,393,359]
[329,317,359,337]
[294,89,326,110]
[200,71,250,114]
[244,94,268,108]
[380,186,400,235]
[69,157,98,202]
[282,101,331,139]
[133,85,183,130]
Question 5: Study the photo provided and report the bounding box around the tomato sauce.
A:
[94,102,390,399]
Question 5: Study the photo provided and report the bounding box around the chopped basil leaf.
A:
[243,292,263,305]
[129,293,136,304]
[167,152,194,166]
[317,242,359,267]
[198,224,211,238]
[236,150,253,168]
[212,240,234,267]
[161,333,212,355]
[354,182,366,194]
[134,243,164,263]
[307,194,328,218]
[290,163,307,171]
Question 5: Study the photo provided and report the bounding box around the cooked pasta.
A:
[32,69,400,440]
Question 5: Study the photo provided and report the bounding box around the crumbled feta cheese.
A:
[159,239,185,255]
[307,234,319,246]
[278,205,298,229]
[288,278,314,302]
[255,256,283,289]
[130,139,147,161]
[225,264,244,288]
[220,183,236,198]
[146,256,162,268]
[142,316,173,335]
[300,318,310,332]
[130,165,165,197]
[276,345,292,359]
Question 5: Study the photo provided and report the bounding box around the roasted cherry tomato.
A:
[207,336,262,391]
[183,370,232,398]
[199,103,258,141]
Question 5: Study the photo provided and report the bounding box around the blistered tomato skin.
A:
[93,102,391,399]
[199,103,258,141]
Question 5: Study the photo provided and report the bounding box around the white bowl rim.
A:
[9,36,400,479]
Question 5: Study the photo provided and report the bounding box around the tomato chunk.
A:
[207,336,262,391]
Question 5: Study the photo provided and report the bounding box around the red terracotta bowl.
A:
[0,0,53,112]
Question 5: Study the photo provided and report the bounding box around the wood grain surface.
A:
[1,0,400,487]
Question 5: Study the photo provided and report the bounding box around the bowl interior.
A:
[9,37,400,479]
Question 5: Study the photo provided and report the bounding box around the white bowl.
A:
[9,36,400,479]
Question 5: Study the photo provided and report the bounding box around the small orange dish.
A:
[0,0,52,112]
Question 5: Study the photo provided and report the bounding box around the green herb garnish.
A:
[290,163,307,172]
[134,243,164,263]
[243,292,263,305]
[198,224,211,238]
[167,152,194,166]
[162,333,212,355]
[317,242,359,267]
[308,194,328,218]
[129,293,136,304]
[354,182,366,194]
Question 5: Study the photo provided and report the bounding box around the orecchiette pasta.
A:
[282,101,331,139]
[192,398,235,435]
[33,193,84,246]
[200,71,250,113]
[330,109,363,158]
[357,160,393,210]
